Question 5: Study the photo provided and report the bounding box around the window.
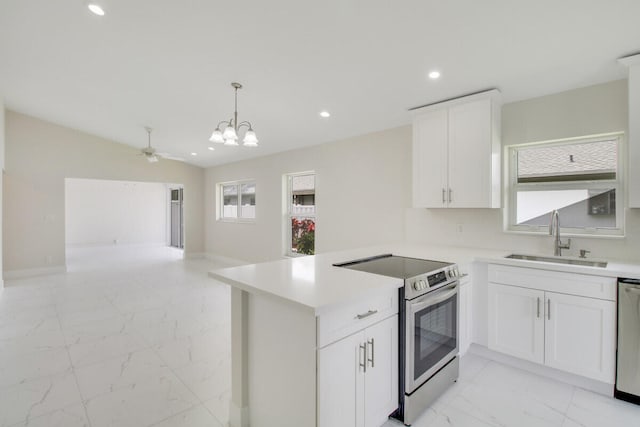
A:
[219,180,256,221]
[508,134,623,236]
[286,172,316,256]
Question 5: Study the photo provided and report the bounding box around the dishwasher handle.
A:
[619,278,640,285]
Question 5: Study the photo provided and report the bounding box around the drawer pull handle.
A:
[355,310,378,320]
[536,297,540,318]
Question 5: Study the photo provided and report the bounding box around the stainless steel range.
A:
[334,254,460,425]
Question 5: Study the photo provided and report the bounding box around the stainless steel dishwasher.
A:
[615,278,640,404]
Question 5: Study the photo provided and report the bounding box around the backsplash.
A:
[405,207,640,262]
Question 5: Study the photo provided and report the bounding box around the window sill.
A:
[217,218,256,224]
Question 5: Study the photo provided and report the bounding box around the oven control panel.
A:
[409,265,460,295]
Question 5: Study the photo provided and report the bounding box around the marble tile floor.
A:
[1,245,639,427]
[383,351,640,427]
[0,246,232,427]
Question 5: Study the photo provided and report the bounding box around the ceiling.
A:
[1,0,639,168]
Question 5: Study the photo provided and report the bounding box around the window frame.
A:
[284,171,316,257]
[506,133,624,237]
[217,179,256,222]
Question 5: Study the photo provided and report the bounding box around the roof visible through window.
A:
[517,139,617,182]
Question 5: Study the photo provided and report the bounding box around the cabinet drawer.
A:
[317,290,398,348]
[489,264,616,301]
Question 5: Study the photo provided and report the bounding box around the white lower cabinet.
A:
[487,264,616,383]
[544,292,616,382]
[459,279,473,355]
[488,283,544,364]
[317,315,398,427]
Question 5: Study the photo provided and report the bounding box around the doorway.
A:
[170,187,184,249]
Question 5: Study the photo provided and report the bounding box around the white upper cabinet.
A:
[619,54,640,207]
[412,89,501,208]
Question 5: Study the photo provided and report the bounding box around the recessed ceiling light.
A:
[191,152,197,156]
[87,3,105,16]
[428,71,441,80]
[319,111,331,118]
[208,146,215,151]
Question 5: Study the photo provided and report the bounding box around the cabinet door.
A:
[412,108,448,208]
[363,315,398,427]
[488,283,545,364]
[317,331,365,427]
[459,281,472,355]
[447,98,492,208]
[544,292,616,383]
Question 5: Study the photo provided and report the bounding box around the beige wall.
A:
[206,80,640,264]
[3,111,205,274]
[205,126,411,263]
[406,79,640,262]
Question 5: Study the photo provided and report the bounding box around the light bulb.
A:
[224,138,239,146]
[243,130,258,147]
[209,129,224,143]
[222,125,238,141]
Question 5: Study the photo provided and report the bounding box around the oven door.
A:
[405,282,459,394]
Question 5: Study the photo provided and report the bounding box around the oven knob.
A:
[419,279,427,290]
[413,281,421,291]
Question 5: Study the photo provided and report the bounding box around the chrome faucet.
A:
[549,210,571,256]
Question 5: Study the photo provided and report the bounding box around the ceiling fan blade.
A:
[157,152,185,162]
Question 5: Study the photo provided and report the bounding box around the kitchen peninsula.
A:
[209,248,404,427]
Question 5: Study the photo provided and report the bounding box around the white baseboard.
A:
[183,252,206,259]
[4,265,67,280]
[468,343,614,396]
[205,253,250,267]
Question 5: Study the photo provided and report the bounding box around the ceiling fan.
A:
[140,127,184,163]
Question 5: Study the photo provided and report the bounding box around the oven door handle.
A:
[410,284,458,314]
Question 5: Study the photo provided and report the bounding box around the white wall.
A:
[406,79,640,261]
[0,100,4,288]
[65,178,168,247]
[3,111,205,274]
[205,126,411,263]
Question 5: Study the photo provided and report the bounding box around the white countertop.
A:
[209,247,405,316]
[478,253,640,279]
[209,243,640,315]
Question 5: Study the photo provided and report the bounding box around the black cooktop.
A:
[333,254,452,279]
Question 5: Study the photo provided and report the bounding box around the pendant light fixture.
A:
[209,82,259,147]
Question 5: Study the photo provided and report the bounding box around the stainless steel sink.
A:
[505,254,608,268]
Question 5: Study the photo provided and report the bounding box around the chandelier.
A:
[209,82,258,147]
